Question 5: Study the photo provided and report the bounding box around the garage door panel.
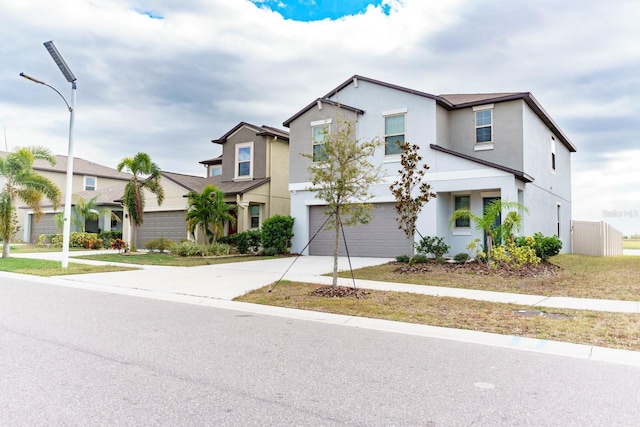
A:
[309,203,410,257]
[137,211,187,246]
[30,213,58,243]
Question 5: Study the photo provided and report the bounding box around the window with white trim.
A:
[384,114,405,155]
[454,195,470,227]
[84,176,97,191]
[235,142,253,179]
[250,205,260,228]
[474,105,493,144]
[311,119,330,162]
[551,136,556,171]
[210,166,222,177]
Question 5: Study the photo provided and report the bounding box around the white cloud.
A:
[1,0,639,233]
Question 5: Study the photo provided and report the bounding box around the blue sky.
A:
[252,0,387,21]
[1,0,639,234]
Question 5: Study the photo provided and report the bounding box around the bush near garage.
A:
[261,215,294,255]
[169,241,233,257]
[144,237,175,253]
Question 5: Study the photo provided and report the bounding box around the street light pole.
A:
[20,40,77,268]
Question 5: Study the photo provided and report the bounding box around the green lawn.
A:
[76,252,275,267]
[623,239,640,249]
[0,257,137,276]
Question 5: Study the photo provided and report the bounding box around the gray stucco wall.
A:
[288,103,360,185]
[221,127,267,181]
[447,100,525,172]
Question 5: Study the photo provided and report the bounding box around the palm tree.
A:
[185,185,236,244]
[0,146,61,258]
[54,195,121,233]
[116,152,164,250]
[450,199,527,259]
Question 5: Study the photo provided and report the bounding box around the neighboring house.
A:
[284,75,576,257]
[0,152,131,243]
[130,122,290,246]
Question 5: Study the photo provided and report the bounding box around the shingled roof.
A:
[282,75,576,153]
[212,122,289,144]
[161,171,271,196]
[33,154,133,180]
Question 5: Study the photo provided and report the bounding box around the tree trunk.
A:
[130,223,137,251]
[2,240,9,258]
[332,211,340,287]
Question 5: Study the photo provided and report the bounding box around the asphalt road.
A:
[2,277,640,426]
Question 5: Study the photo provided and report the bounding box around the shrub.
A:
[515,233,562,261]
[395,254,410,263]
[453,252,470,264]
[261,215,294,254]
[232,230,262,254]
[110,238,128,254]
[98,231,122,247]
[417,236,450,258]
[169,241,233,257]
[37,234,49,247]
[261,246,279,257]
[144,237,174,253]
[69,232,101,249]
[409,254,429,265]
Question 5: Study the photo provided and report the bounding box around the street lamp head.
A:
[44,41,76,83]
[19,72,45,85]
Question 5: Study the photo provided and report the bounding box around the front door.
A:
[483,197,501,249]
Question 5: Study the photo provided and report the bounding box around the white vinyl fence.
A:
[571,220,623,257]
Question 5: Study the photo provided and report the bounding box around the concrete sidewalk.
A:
[3,250,640,367]
[10,250,640,312]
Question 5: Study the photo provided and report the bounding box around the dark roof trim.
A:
[212,122,289,144]
[256,125,290,140]
[325,74,445,104]
[441,92,576,152]
[283,74,576,152]
[429,144,535,183]
[222,177,272,196]
[283,98,365,127]
[199,155,222,166]
[160,171,272,196]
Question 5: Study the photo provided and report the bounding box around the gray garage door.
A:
[30,213,58,243]
[136,211,188,247]
[309,203,410,257]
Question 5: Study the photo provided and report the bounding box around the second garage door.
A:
[308,203,410,257]
[136,211,188,247]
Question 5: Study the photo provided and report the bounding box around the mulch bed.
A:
[392,260,561,279]
[309,286,370,298]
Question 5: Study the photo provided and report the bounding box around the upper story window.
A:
[235,142,253,179]
[473,104,493,144]
[311,119,331,162]
[250,204,260,228]
[454,195,470,228]
[84,176,97,191]
[210,166,222,177]
[384,114,405,155]
[551,136,556,171]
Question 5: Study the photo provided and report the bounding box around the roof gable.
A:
[212,122,289,144]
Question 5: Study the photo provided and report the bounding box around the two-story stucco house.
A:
[284,75,576,257]
[130,122,290,246]
[0,152,132,243]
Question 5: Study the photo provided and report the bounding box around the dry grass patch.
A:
[338,254,640,301]
[236,282,640,351]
